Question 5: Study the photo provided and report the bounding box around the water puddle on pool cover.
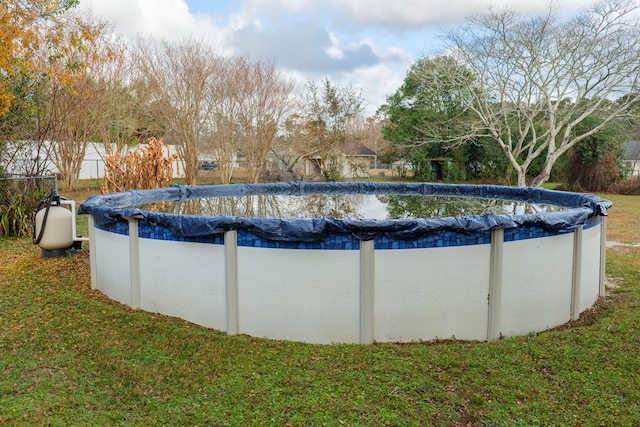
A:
[152,194,566,220]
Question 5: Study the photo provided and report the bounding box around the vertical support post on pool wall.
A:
[571,226,583,321]
[88,215,98,290]
[599,216,607,297]
[359,239,375,344]
[128,218,141,310]
[487,228,504,342]
[225,230,239,335]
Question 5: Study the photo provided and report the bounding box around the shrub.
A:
[613,177,640,195]
[566,150,622,192]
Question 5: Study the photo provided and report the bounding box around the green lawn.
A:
[1,193,639,426]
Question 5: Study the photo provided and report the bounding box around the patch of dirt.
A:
[606,241,640,248]
[604,274,621,291]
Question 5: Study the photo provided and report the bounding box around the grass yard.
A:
[0,190,639,425]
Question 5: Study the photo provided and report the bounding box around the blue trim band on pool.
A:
[94,216,601,249]
[83,181,611,249]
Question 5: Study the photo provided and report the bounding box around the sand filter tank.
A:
[33,190,74,257]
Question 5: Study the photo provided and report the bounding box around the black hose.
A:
[33,189,60,245]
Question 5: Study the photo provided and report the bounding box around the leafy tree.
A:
[0,0,79,117]
[1,0,78,174]
[381,56,471,145]
[1,1,120,186]
[44,12,121,189]
[381,56,502,181]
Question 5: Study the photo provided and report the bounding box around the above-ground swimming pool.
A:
[79,181,611,344]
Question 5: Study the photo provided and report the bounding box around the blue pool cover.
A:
[78,181,612,243]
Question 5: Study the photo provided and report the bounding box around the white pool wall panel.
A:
[138,239,226,329]
[88,220,607,344]
[500,233,574,337]
[374,245,491,342]
[580,224,602,312]
[237,247,360,344]
[93,227,130,305]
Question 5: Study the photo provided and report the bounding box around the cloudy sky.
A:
[78,0,597,115]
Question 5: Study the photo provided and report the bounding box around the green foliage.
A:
[406,146,435,180]
[441,160,466,182]
[312,151,346,182]
[381,57,503,182]
[565,115,628,191]
[0,71,41,142]
[0,202,30,237]
[0,179,50,237]
[573,115,626,164]
[381,56,471,146]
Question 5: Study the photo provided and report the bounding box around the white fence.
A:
[3,142,184,181]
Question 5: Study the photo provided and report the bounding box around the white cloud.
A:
[348,63,411,115]
[325,33,344,59]
[78,0,229,51]
[79,0,190,39]
[229,20,382,74]
[244,0,601,27]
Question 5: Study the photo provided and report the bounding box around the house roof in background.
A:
[341,142,377,156]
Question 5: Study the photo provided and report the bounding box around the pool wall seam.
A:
[88,215,98,291]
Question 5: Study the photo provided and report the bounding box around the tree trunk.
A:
[530,167,551,188]
[529,152,559,187]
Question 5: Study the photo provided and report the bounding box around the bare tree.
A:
[51,81,95,189]
[234,58,295,183]
[91,47,140,155]
[354,114,390,168]
[438,0,640,186]
[268,113,309,180]
[203,57,241,184]
[300,79,364,181]
[199,57,294,184]
[136,38,217,185]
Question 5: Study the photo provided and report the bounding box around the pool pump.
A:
[33,189,85,258]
